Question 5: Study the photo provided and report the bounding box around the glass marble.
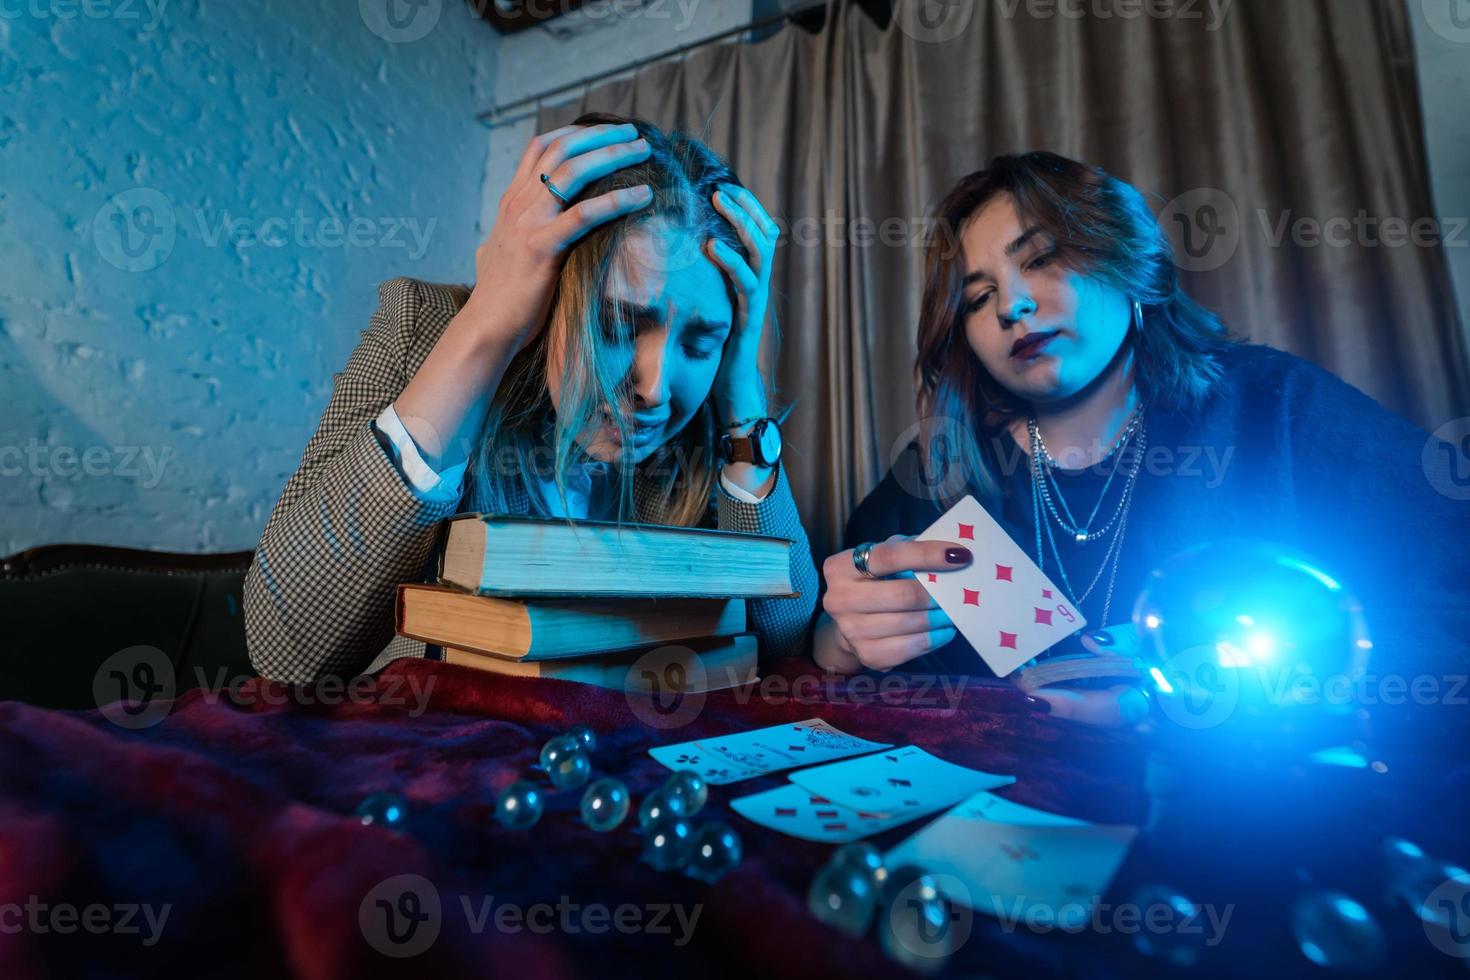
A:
[876,865,959,974]
[548,750,592,790]
[831,842,885,888]
[580,778,631,832]
[1130,885,1208,966]
[806,861,876,937]
[494,779,544,830]
[355,791,408,831]
[1290,890,1385,971]
[664,770,708,817]
[642,815,693,871]
[565,724,597,753]
[538,734,580,772]
[637,787,687,829]
[687,821,742,883]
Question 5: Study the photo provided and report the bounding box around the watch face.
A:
[756,420,782,464]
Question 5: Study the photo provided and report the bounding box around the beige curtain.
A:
[538,0,1470,561]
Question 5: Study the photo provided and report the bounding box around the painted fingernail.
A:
[944,547,972,564]
[1024,696,1052,714]
[1087,630,1114,648]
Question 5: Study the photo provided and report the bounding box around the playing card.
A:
[787,745,1014,819]
[648,718,891,785]
[884,791,1137,929]
[729,784,901,843]
[914,494,1086,676]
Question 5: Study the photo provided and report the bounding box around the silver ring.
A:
[852,542,879,579]
[540,173,571,208]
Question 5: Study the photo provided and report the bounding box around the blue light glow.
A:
[1148,667,1175,694]
[1275,556,1342,592]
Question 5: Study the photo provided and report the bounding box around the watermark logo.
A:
[93,645,175,730]
[359,874,442,958]
[1151,643,1241,730]
[1421,0,1470,44]
[1423,871,1470,958]
[0,0,169,31]
[1423,417,1470,501]
[888,416,973,503]
[881,872,974,962]
[623,644,709,730]
[891,0,975,43]
[360,0,441,42]
[92,188,176,272]
[1157,188,1239,272]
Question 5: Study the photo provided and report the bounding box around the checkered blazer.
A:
[244,278,819,684]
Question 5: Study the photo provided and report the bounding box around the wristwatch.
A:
[719,417,783,467]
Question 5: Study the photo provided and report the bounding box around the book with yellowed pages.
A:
[441,633,759,694]
[395,583,746,660]
[437,513,796,598]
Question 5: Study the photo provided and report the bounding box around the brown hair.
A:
[914,151,1232,509]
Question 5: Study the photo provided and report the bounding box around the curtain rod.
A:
[476,0,833,129]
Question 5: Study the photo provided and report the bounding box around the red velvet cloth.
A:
[0,658,1147,979]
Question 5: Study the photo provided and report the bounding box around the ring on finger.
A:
[540,173,572,208]
[852,542,879,579]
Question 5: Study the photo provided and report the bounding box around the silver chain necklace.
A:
[1029,406,1145,543]
[1028,411,1147,624]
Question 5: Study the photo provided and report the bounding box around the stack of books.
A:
[394,513,798,694]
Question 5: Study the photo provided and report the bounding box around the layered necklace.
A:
[1026,403,1147,625]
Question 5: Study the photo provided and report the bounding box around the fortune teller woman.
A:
[244,114,817,684]
[814,151,1469,725]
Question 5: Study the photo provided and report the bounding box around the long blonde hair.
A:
[466,113,751,527]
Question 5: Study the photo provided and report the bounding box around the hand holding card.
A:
[913,495,1086,676]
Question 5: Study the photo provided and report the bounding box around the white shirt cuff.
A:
[719,468,770,504]
[374,404,467,503]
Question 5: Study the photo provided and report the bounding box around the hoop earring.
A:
[1132,299,1144,332]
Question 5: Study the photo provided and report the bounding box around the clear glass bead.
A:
[637,787,687,829]
[641,815,693,871]
[547,750,592,790]
[579,777,631,832]
[806,861,876,937]
[1290,890,1385,971]
[355,791,408,831]
[664,770,708,817]
[686,821,742,883]
[494,779,544,830]
[565,724,597,753]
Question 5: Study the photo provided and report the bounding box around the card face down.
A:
[884,792,1137,929]
[786,745,1015,819]
[648,718,892,785]
[914,495,1086,676]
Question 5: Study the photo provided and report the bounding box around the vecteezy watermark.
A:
[1421,870,1470,959]
[727,672,971,714]
[1420,0,1470,45]
[0,0,168,31]
[0,440,173,488]
[1256,210,1469,251]
[92,650,439,730]
[1157,187,1241,273]
[1151,644,1469,730]
[359,0,441,43]
[890,0,976,43]
[358,874,702,958]
[505,0,705,33]
[0,897,171,946]
[992,893,1234,944]
[92,188,176,272]
[192,208,438,261]
[994,0,1234,30]
[1423,417,1470,501]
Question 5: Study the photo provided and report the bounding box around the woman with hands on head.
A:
[244,113,817,685]
[814,151,1468,728]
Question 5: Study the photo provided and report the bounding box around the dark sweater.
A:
[841,344,1470,683]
